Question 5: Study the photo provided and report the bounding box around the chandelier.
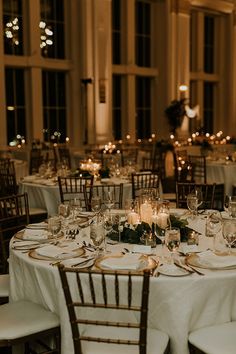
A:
[39,21,53,53]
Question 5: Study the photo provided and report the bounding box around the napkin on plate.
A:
[197,250,236,269]
[100,254,146,270]
[36,244,76,259]
[12,240,40,249]
[23,228,48,240]
[26,222,48,230]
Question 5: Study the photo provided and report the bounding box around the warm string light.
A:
[5,18,53,51]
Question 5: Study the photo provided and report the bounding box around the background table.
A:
[206,161,236,195]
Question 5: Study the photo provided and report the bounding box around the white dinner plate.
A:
[157,264,191,277]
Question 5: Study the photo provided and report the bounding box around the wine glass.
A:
[103,211,115,236]
[224,195,231,215]
[90,220,106,257]
[70,198,83,220]
[187,193,198,219]
[91,196,102,213]
[194,188,203,213]
[222,219,236,254]
[229,196,236,218]
[165,228,181,267]
[104,190,115,212]
[205,211,222,238]
[152,205,170,252]
[48,216,62,242]
[58,202,71,236]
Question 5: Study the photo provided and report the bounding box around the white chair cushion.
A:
[80,326,169,354]
[0,274,9,297]
[189,321,236,354]
[0,300,59,340]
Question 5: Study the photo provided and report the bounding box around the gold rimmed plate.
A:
[157,264,191,277]
[14,230,63,242]
[95,253,157,273]
[186,253,236,270]
[28,247,85,261]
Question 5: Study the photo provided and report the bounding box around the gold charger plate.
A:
[14,230,63,242]
[95,253,157,273]
[28,247,85,261]
[186,253,236,270]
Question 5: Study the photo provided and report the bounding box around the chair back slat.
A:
[176,182,224,210]
[58,266,151,354]
[131,172,159,199]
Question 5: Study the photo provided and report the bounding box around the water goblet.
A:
[152,205,170,256]
[229,196,236,218]
[48,216,62,242]
[70,198,83,221]
[187,193,198,219]
[104,190,115,212]
[222,219,236,254]
[165,227,181,267]
[90,220,106,257]
[91,196,102,213]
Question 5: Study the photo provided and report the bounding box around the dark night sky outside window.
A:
[204,82,214,133]
[5,68,26,144]
[204,16,214,74]
[112,75,122,140]
[136,77,151,139]
[42,71,67,142]
[136,0,151,67]
[40,0,65,58]
[112,0,121,64]
[3,0,23,55]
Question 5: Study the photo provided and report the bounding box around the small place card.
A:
[132,245,152,254]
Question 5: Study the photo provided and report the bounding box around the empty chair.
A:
[58,146,71,169]
[188,321,236,354]
[176,182,223,210]
[58,266,170,354]
[0,160,18,197]
[58,175,94,210]
[131,172,160,199]
[29,148,44,175]
[189,155,207,183]
[0,300,60,353]
[84,183,123,211]
[0,193,30,273]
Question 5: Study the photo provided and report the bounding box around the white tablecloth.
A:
[9,217,236,354]
[207,161,236,195]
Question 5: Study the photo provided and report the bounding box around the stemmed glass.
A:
[152,205,170,252]
[70,198,83,221]
[58,202,71,236]
[90,219,106,257]
[194,188,203,213]
[91,196,102,213]
[222,219,236,254]
[48,216,62,242]
[224,195,231,215]
[187,194,198,219]
[165,227,181,267]
[104,190,115,212]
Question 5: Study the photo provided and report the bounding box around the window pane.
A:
[204,82,214,133]
[42,71,67,142]
[135,0,151,67]
[112,0,121,64]
[136,77,151,139]
[112,75,122,140]
[204,15,214,73]
[40,0,65,58]
[3,0,23,55]
[5,68,26,144]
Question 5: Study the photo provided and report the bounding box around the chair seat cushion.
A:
[189,321,236,354]
[0,274,9,297]
[0,300,59,340]
[80,326,169,354]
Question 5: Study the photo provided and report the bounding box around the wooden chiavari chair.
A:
[84,183,123,211]
[58,266,170,354]
[131,172,160,199]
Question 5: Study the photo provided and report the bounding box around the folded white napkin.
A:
[23,229,48,240]
[132,245,152,254]
[36,244,76,259]
[12,240,40,249]
[26,222,48,230]
[198,250,236,268]
[100,254,145,270]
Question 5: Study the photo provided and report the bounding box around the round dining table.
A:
[9,211,236,354]
[206,160,236,195]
